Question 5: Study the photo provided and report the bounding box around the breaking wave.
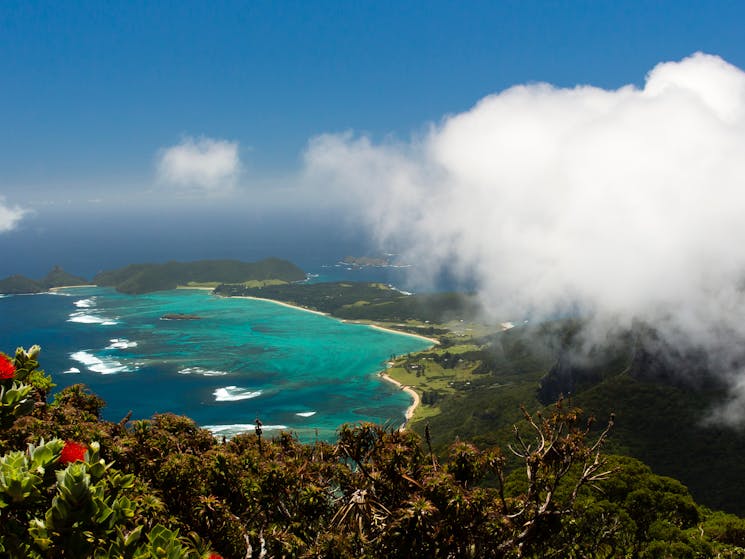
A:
[68,311,118,325]
[70,351,130,374]
[213,386,262,401]
[106,338,138,350]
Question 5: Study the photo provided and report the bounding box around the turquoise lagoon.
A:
[0,287,432,440]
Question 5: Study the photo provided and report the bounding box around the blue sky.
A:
[2,0,744,207]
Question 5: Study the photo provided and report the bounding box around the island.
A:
[160,313,201,320]
[341,255,392,267]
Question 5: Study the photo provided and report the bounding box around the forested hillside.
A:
[393,319,745,516]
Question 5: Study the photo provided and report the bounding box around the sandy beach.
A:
[366,323,440,345]
[379,371,421,430]
[227,295,331,317]
[49,284,97,291]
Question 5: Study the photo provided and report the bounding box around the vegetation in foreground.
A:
[2,346,745,558]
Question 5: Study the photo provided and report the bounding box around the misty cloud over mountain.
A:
[305,53,745,424]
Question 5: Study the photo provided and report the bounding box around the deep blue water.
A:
[0,287,432,440]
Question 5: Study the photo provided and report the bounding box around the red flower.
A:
[208,554,224,559]
[59,441,88,465]
[0,354,14,380]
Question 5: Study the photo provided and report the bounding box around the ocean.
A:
[0,287,432,440]
[0,208,466,439]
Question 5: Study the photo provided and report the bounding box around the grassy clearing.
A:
[183,279,289,289]
[385,323,504,423]
[240,279,289,288]
[383,320,561,450]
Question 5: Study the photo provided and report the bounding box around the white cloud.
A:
[0,197,26,233]
[156,136,241,194]
[304,53,745,424]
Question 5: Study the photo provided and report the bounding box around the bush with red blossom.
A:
[59,440,88,464]
[0,353,15,380]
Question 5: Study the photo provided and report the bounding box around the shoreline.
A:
[379,371,421,430]
[48,284,97,292]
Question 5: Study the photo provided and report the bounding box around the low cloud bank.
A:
[0,198,26,233]
[304,53,745,424]
[157,136,241,195]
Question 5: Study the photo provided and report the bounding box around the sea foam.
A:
[106,338,138,350]
[70,351,129,374]
[213,386,262,401]
[74,298,95,308]
[68,311,118,325]
[295,411,317,417]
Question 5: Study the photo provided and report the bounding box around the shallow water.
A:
[0,287,431,440]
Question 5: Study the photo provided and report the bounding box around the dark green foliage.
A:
[4,345,745,558]
[94,258,306,294]
[576,372,745,515]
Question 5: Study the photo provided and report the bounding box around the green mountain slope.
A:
[402,319,745,515]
